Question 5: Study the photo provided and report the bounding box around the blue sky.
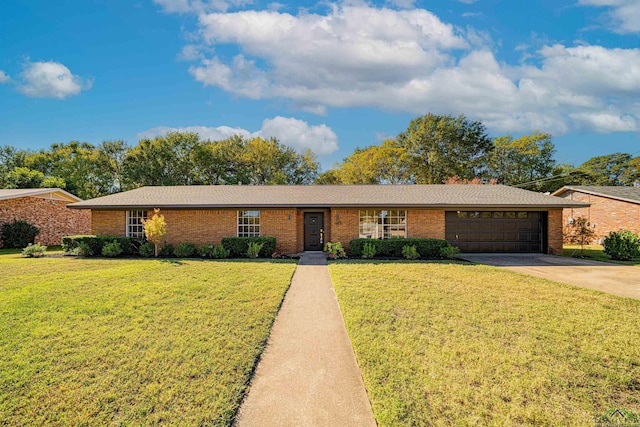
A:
[0,0,638,170]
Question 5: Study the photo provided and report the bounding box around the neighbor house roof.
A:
[552,186,640,205]
[0,188,82,202]
[68,185,588,209]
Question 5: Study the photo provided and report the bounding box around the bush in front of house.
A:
[349,238,453,258]
[139,243,155,257]
[361,242,377,259]
[198,244,215,258]
[102,241,123,257]
[174,242,196,258]
[158,242,175,258]
[402,245,420,260]
[213,245,230,259]
[62,235,141,257]
[221,237,276,258]
[1,219,40,248]
[439,245,461,259]
[324,242,347,259]
[247,242,264,259]
[603,230,640,261]
[22,243,47,258]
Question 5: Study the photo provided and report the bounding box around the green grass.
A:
[0,255,296,426]
[563,244,640,266]
[0,245,63,255]
[329,260,640,427]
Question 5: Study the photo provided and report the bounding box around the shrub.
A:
[174,242,196,258]
[158,242,175,258]
[1,219,40,248]
[324,242,347,259]
[102,241,123,257]
[139,242,155,257]
[22,243,47,258]
[212,245,230,259]
[247,242,264,259]
[402,245,420,260]
[70,242,93,257]
[221,237,276,258]
[440,245,460,259]
[62,235,140,256]
[362,242,377,259]
[349,238,451,258]
[603,230,640,261]
[272,249,286,259]
[198,244,215,258]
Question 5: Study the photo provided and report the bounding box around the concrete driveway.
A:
[460,253,640,300]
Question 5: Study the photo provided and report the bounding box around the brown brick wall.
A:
[0,197,91,246]
[261,209,298,254]
[547,209,563,255]
[92,210,127,236]
[559,191,640,243]
[91,208,298,253]
[407,210,445,239]
[330,209,360,251]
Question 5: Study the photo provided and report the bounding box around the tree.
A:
[0,146,28,187]
[486,132,556,190]
[4,167,45,188]
[122,132,200,188]
[142,209,167,257]
[564,216,595,256]
[396,114,493,184]
[316,140,414,185]
[191,136,246,185]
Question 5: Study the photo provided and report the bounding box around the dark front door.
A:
[304,212,324,251]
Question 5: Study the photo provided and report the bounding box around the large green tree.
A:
[396,114,493,184]
[486,132,556,191]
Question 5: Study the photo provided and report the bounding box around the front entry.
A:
[304,212,324,251]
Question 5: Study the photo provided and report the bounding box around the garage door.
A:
[445,211,546,253]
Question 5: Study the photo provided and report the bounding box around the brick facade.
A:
[557,190,640,243]
[0,197,91,246]
[547,209,564,255]
[89,206,564,255]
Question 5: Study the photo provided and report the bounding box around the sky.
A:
[0,0,639,170]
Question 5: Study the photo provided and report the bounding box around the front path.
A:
[235,253,376,426]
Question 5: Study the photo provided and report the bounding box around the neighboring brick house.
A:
[68,185,587,255]
[552,185,640,244]
[0,188,91,246]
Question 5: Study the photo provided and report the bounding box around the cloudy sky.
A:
[0,0,638,168]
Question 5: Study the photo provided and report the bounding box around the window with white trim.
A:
[126,210,147,238]
[359,210,406,239]
[238,210,260,237]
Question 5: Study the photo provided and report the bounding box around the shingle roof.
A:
[0,188,82,202]
[68,184,587,209]
[552,186,640,205]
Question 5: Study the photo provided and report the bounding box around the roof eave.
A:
[552,186,640,205]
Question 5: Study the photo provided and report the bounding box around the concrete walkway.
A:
[235,252,376,427]
[460,253,640,300]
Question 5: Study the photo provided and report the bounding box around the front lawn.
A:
[329,261,640,426]
[0,255,296,426]
[563,244,640,266]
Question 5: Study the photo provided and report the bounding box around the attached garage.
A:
[445,211,546,253]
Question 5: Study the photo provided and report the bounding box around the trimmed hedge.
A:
[349,238,453,258]
[62,235,142,256]
[221,237,276,258]
[1,220,40,248]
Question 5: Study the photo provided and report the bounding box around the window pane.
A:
[481,212,492,219]
[238,210,260,236]
[457,212,467,218]
[493,212,504,218]
[506,212,516,219]
[517,212,528,219]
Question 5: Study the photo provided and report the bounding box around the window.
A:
[126,210,147,238]
[359,210,406,239]
[238,210,260,237]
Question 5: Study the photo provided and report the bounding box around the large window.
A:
[238,210,260,237]
[126,210,147,238]
[359,210,406,239]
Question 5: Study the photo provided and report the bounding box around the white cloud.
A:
[259,117,338,155]
[0,71,10,84]
[578,0,640,33]
[137,117,339,155]
[17,61,92,99]
[166,3,640,136]
[153,0,252,13]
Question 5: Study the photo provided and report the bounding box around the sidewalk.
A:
[235,252,376,426]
